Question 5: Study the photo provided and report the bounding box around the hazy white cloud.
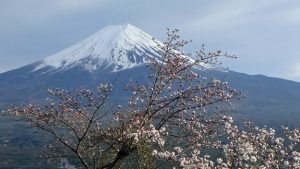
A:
[0,0,109,29]
[287,62,300,81]
[182,5,243,32]
[293,65,300,77]
[1,0,108,13]
[49,0,108,11]
[275,6,300,25]
[180,0,291,33]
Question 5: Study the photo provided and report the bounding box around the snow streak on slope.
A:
[34,24,163,72]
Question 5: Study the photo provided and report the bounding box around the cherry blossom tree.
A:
[5,29,300,169]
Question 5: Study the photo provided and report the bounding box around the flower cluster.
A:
[126,123,167,146]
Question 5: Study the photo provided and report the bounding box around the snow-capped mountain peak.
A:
[35,24,163,72]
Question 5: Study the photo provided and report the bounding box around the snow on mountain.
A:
[34,24,163,72]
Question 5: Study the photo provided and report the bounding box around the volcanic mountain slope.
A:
[0,24,300,125]
[0,24,162,106]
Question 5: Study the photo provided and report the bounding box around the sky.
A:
[0,0,300,81]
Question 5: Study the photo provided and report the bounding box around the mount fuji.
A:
[34,24,163,73]
[0,24,300,125]
[1,23,300,168]
[0,24,164,106]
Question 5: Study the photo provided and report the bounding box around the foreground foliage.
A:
[6,30,300,169]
